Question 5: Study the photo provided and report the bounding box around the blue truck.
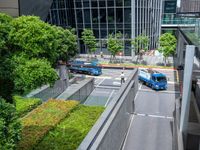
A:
[68,60,102,76]
[138,69,167,90]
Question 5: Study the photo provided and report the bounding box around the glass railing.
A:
[180,19,200,48]
[162,18,197,25]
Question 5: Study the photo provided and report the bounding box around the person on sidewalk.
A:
[120,72,125,84]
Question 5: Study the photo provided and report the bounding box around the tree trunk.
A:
[164,57,167,66]
[59,62,69,89]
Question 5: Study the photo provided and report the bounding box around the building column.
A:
[131,0,136,58]
[180,45,195,139]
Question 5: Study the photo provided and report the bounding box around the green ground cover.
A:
[17,99,79,150]
[35,105,104,150]
[14,96,42,117]
[100,62,174,69]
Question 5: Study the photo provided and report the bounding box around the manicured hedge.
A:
[17,99,79,150]
[14,96,42,117]
[35,105,104,150]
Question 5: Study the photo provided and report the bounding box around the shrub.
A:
[0,98,21,150]
[14,96,42,117]
[17,99,79,150]
[35,105,104,150]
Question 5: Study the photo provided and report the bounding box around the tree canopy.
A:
[107,32,123,60]
[131,34,149,53]
[159,33,177,58]
[81,29,97,54]
[0,13,77,102]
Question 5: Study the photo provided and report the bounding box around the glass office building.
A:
[47,0,162,56]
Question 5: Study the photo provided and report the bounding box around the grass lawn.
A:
[14,95,42,117]
[17,99,79,150]
[35,105,104,150]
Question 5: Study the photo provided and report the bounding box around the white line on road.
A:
[121,114,135,150]
[86,75,111,79]
[96,78,105,87]
[135,113,173,120]
[139,89,180,94]
[139,83,142,90]
[105,90,115,107]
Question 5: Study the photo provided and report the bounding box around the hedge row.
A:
[17,99,79,150]
[14,96,42,117]
[35,105,104,150]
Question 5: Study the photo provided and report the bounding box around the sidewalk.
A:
[77,54,175,70]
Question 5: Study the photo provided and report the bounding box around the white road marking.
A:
[105,90,115,107]
[139,83,142,90]
[113,81,121,85]
[86,75,111,79]
[96,78,105,87]
[121,114,135,150]
[139,89,180,94]
[135,113,173,120]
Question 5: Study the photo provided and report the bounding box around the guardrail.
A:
[78,69,138,150]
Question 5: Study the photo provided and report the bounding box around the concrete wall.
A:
[78,69,138,150]
[0,0,19,17]
[195,81,200,110]
[57,78,94,102]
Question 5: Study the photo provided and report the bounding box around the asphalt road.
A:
[122,69,180,150]
[83,69,133,106]
[83,68,179,107]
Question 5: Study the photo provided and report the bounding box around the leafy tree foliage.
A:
[82,29,97,54]
[107,32,123,62]
[132,34,149,62]
[132,34,149,52]
[0,13,14,102]
[159,33,177,65]
[9,16,77,64]
[14,59,58,94]
[0,14,77,101]
[0,98,21,150]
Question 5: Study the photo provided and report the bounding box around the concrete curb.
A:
[100,64,177,71]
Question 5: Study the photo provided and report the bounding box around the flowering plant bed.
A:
[17,99,79,150]
[35,105,104,150]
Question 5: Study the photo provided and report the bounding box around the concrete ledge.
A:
[57,78,94,102]
[78,69,138,150]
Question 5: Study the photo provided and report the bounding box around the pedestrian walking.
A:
[120,72,125,84]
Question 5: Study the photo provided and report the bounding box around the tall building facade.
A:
[47,0,162,56]
[181,0,200,12]
[0,0,163,56]
[0,0,19,17]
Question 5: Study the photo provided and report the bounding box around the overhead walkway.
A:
[161,18,196,28]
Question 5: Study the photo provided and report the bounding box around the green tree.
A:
[81,29,97,58]
[0,98,21,150]
[107,32,123,63]
[57,27,77,62]
[0,13,14,102]
[0,14,77,102]
[159,33,177,66]
[14,59,58,94]
[131,34,149,63]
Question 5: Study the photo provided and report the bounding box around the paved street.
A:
[83,68,179,108]
[122,69,180,150]
[84,69,133,106]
